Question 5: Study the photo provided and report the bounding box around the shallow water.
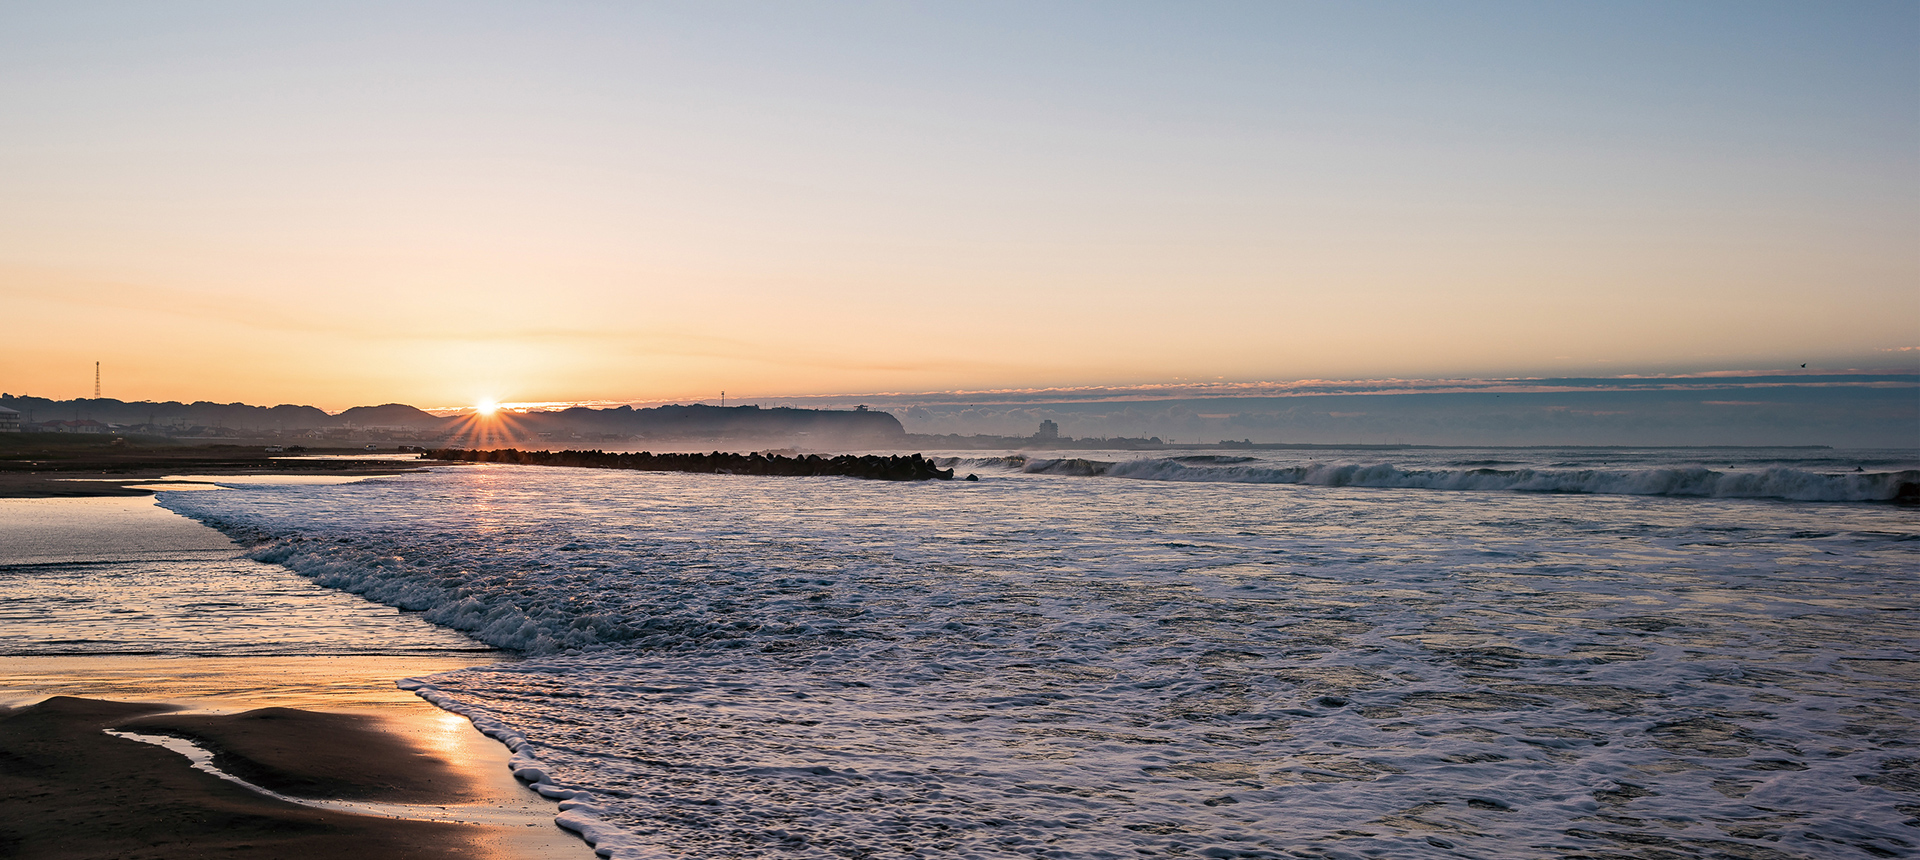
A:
[145,450,1920,859]
[0,496,489,658]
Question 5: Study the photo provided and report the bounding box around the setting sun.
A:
[474,399,500,417]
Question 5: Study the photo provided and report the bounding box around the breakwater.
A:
[426,448,956,481]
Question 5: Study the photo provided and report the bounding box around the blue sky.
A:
[2,1,1915,422]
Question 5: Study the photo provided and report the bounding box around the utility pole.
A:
[721,390,726,408]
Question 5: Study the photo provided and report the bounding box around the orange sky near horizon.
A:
[3,3,1915,412]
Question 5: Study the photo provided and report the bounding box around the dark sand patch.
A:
[124,706,486,805]
[0,696,496,860]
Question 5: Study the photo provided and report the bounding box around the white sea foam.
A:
[940,453,1920,501]
[157,454,1920,859]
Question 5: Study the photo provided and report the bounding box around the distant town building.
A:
[0,406,19,432]
[1033,419,1060,440]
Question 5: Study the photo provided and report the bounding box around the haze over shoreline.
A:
[8,367,1915,448]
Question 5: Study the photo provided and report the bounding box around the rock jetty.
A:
[427,448,955,481]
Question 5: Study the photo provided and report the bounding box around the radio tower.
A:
[94,362,101,398]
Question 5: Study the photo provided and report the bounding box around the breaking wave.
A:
[938,456,1920,502]
[149,463,1920,859]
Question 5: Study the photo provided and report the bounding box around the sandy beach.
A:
[0,695,570,860]
[0,485,593,860]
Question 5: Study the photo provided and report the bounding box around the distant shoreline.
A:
[0,432,1879,499]
[431,447,958,481]
[903,434,1839,451]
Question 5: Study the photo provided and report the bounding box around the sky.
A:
[2,1,1916,430]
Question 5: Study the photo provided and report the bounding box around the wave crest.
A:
[942,456,1918,502]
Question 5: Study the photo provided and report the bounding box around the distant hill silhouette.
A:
[0,395,903,447]
[0,396,338,432]
[333,403,449,428]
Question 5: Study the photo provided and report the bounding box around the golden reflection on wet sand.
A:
[0,495,593,860]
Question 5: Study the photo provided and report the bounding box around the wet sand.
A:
[0,696,575,860]
[0,466,434,498]
[0,439,447,498]
[0,490,593,859]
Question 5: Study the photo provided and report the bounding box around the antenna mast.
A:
[94,362,100,398]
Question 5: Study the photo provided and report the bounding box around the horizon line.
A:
[6,367,1916,416]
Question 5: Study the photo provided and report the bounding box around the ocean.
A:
[13,445,1920,858]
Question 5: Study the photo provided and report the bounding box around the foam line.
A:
[104,729,552,828]
[939,456,1920,501]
